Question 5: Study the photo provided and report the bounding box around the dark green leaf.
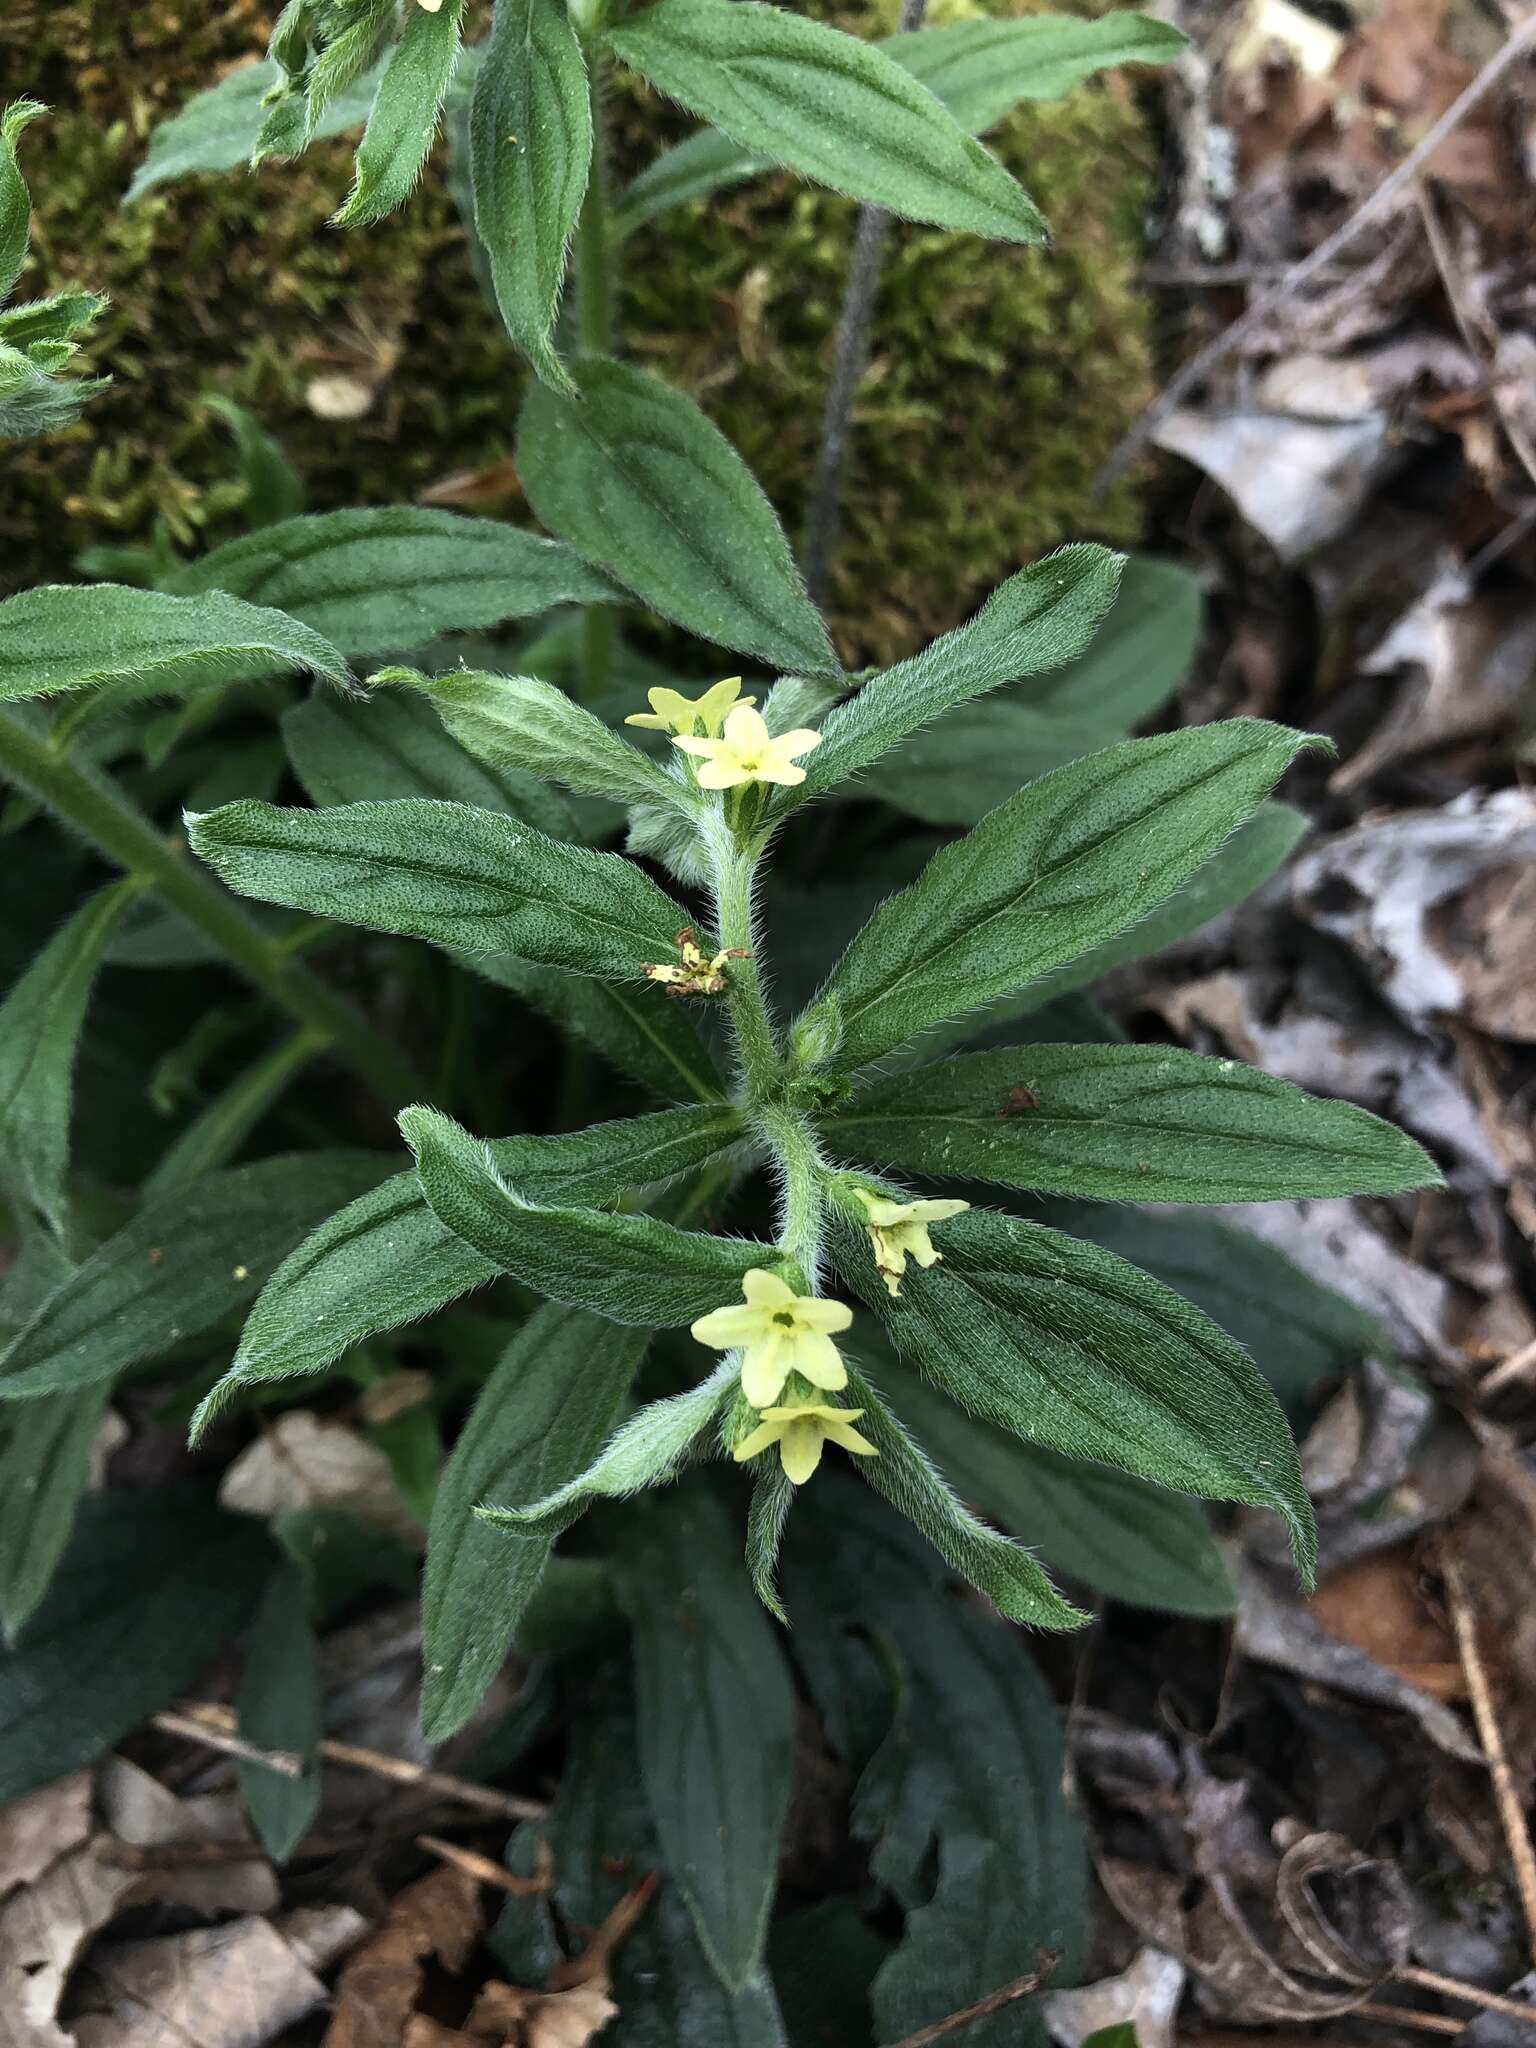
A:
[0,1387,113,1643]
[801,724,1323,1074]
[518,356,836,676]
[475,954,729,1104]
[422,1306,645,1740]
[470,0,589,388]
[607,0,1046,242]
[172,507,621,660]
[402,1104,773,1325]
[237,1559,322,1861]
[0,585,352,702]
[0,1151,394,1400]
[187,797,693,978]
[0,1486,269,1802]
[126,58,383,199]
[335,0,465,226]
[888,12,1186,136]
[827,1042,1440,1202]
[613,1484,796,1990]
[205,396,307,529]
[832,1205,1316,1580]
[861,697,1117,827]
[615,126,771,239]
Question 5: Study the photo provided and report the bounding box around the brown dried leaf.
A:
[0,1773,92,1899]
[69,1915,330,2048]
[220,1411,424,1545]
[323,1863,484,2048]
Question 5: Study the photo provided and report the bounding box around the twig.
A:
[1440,1546,1536,1958]
[878,1955,1058,2048]
[1400,1962,1536,2029]
[1097,11,1536,490]
[1341,2008,1465,2038]
[417,1833,554,1897]
[156,1701,548,1823]
[802,0,928,603]
[1482,1333,1536,1398]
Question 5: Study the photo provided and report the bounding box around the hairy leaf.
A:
[474,955,729,1104]
[615,125,771,238]
[803,724,1323,1073]
[828,1042,1440,1203]
[335,0,465,226]
[607,0,1045,242]
[237,1560,322,1861]
[0,1387,113,1644]
[519,356,836,675]
[172,506,621,660]
[0,585,351,702]
[205,396,307,529]
[127,58,383,198]
[470,0,589,387]
[833,1206,1316,1580]
[613,1484,796,1990]
[0,100,43,302]
[888,12,1186,136]
[187,797,693,977]
[422,1307,646,1740]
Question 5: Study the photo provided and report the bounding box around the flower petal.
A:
[671,733,720,758]
[743,1268,796,1309]
[694,758,750,789]
[794,1296,853,1334]
[754,760,807,786]
[912,1199,970,1223]
[740,1333,791,1408]
[824,1417,878,1459]
[690,1303,769,1349]
[780,1419,826,1486]
[774,729,823,759]
[791,1331,848,1391]
[624,712,667,729]
[733,1417,787,1464]
[722,703,771,753]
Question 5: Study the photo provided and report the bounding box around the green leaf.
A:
[1025,556,1203,726]
[205,396,307,529]
[606,0,1045,243]
[518,356,836,676]
[283,689,572,837]
[888,12,1187,136]
[171,506,621,660]
[470,0,589,388]
[187,797,694,977]
[872,1347,1235,1617]
[1,100,44,303]
[0,1151,394,1401]
[0,1386,113,1643]
[237,1559,322,1861]
[126,58,382,199]
[832,1205,1316,1581]
[0,1486,270,1802]
[475,955,728,1104]
[827,1042,1440,1203]
[792,545,1124,807]
[0,879,139,1235]
[391,666,697,818]
[615,126,771,239]
[839,1362,1086,1630]
[402,1104,772,1325]
[422,1306,645,1741]
[787,1486,1085,2046]
[0,584,352,703]
[861,697,1117,828]
[335,0,465,226]
[198,1106,742,1428]
[613,1483,796,1991]
[800,723,1323,1074]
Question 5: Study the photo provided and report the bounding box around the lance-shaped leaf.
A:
[126,58,384,198]
[475,955,728,1105]
[470,0,590,389]
[172,506,621,660]
[518,356,836,676]
[237,1561,322,1862]
[614,125,771,239]
[612,1484,796,1991]
[789,545,1123,807]
[1,100,43,302]
[195,1105,743,1431]
[479,1360,736,1537]
[282,691,573,837]
[187,797,694,978]
[335,0,464,226]
[0,1387,113,1643]
[872,1346,1234,1617]
[0,879,140,1236]
[841,1362,1086,1630]
[0,1152,394,1402]
[0,585,351,703]
[799,723,1324,1074]
[826,1043,1440,1203]
[422,1307,646,1741]
[388,666,698,818]
[606,0,1045,243]
[889,12,1186,136]
[402,1105,775,1325]
[832,1205,1316,1581]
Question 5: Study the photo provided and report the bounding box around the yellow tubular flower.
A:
[671,704,822,790]
[624,676,754,737]
[854,1191,970,1298]
[690,1268,852,1408]
[733,1402,879,1486]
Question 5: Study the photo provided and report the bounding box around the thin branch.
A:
[1400,1962,1536,2029]
[878,1955,1059,2048]
[1097,12,1536,490]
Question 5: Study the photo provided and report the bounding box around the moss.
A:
[2,0,1155,664]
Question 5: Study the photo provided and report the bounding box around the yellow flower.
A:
[733,1401,878,1486]
[690,1268,852,1408]
[672,704,822,790]
[641,925,749,999]
[415,0,444,10]
[855,1191,970,1298]
[625,676,755,738]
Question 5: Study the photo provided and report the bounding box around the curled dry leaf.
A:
[69,1914,335,2048]
[1043,1945,1186,2048]
[324,1862,484,2048]
[220,1411,425,1545]
[0,1771,92,1897]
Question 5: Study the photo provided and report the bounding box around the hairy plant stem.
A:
[575,43,617,703]
[0,707,421,1111]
